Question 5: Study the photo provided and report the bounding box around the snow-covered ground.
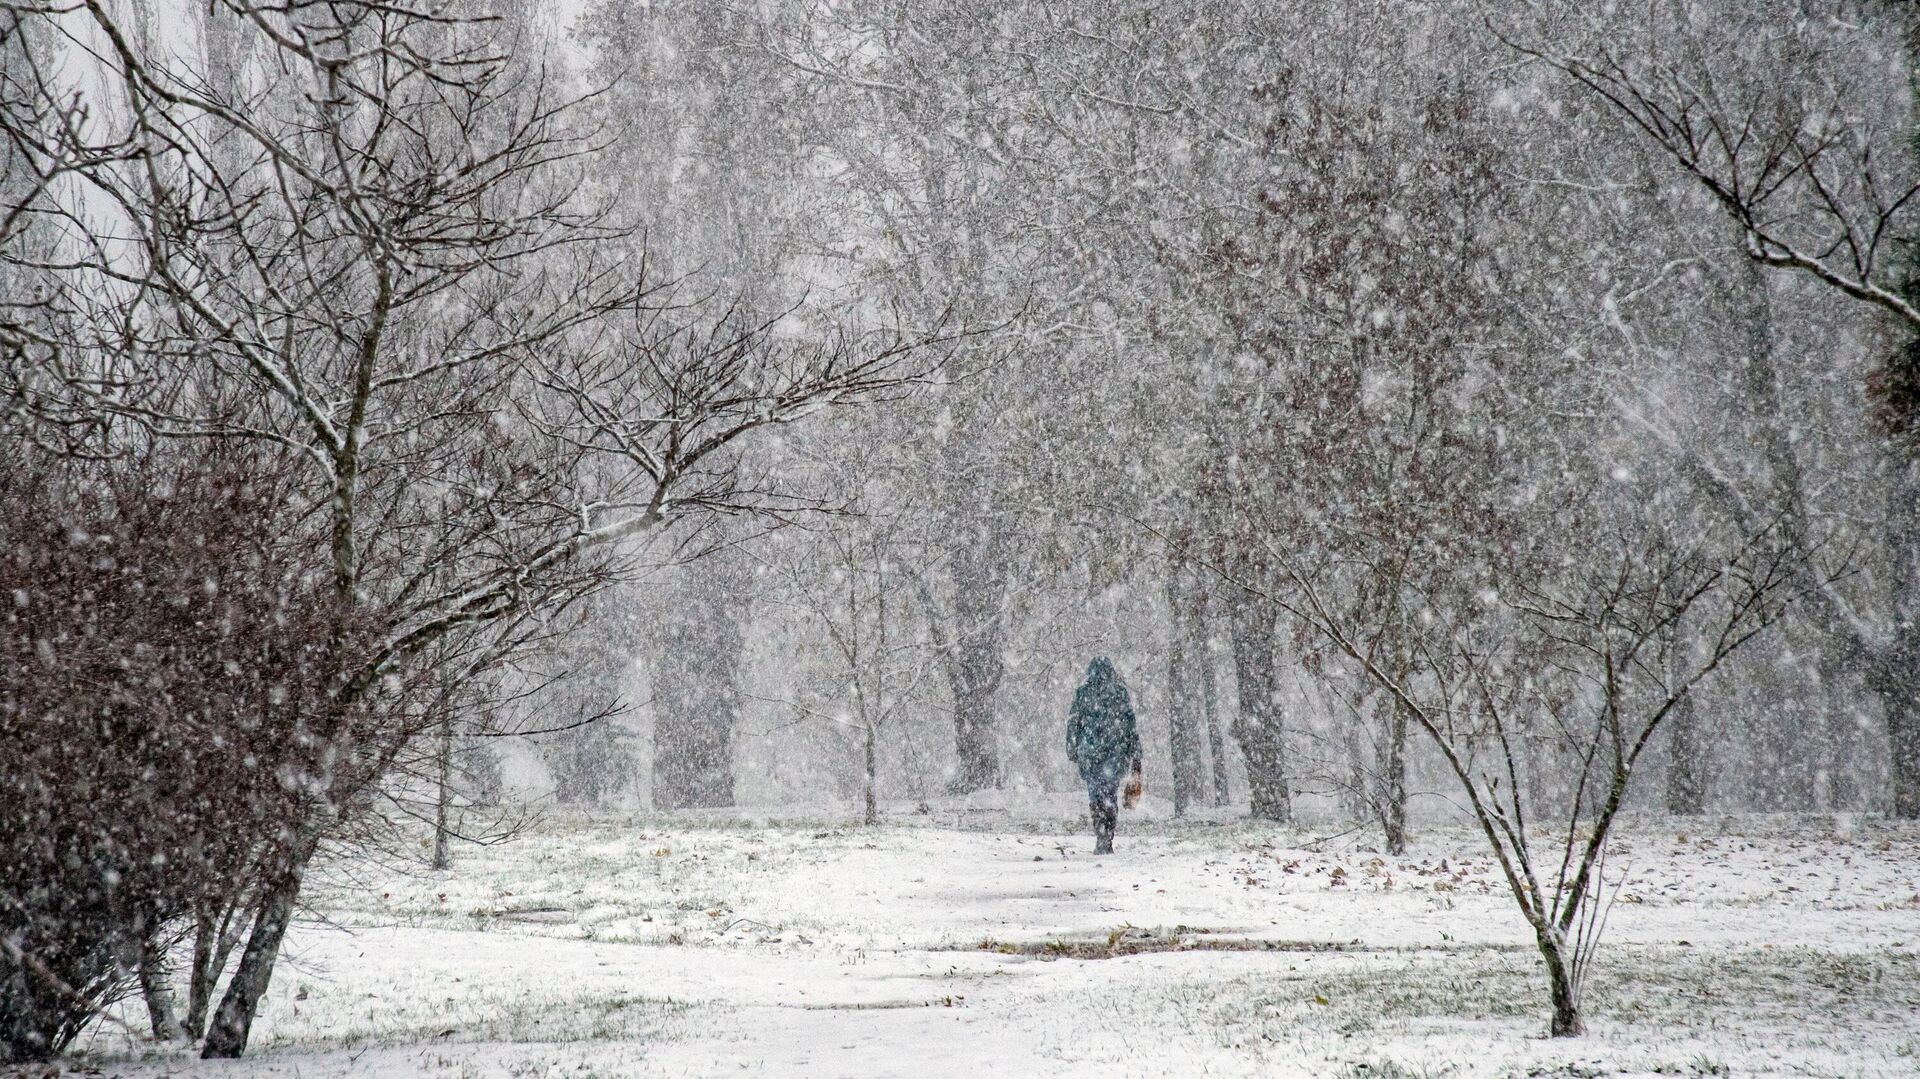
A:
[71,799,1920,1078]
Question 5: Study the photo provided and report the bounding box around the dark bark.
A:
[183,899,245,1041]
[1226,592,1291,821]
[1806,649,1857,809]
[1872,644,1920,819]
[137,937,184,1043]
[1759,268,1918,814]
[1368,633,1414,853]
[1665,630,1707,815]
[1886,32,1920,818]
[1801,454,1920,817]
[1343,694,1373,821]
[1382,699,1410,855]
[185,915,217,1040]
[1720,259,1919,816]
[1665,692,1707,815]
[201,858,305,1059]
[1882,456,1920,818]
[1886,684,1920,819]
[1537,929,1587,1038]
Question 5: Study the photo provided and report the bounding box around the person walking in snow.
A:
[1066,657,1143,855]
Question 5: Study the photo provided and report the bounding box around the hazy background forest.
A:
[4,0,1919,1069]
[516,0,1915,832]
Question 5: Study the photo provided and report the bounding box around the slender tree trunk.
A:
[1226,592,1291,821]
[136,935,184,1042]
[1535,927,1587,1037]
[432,709,454,870]
[1722,260,1799,812]
[1344,690,1372,822]
[1826,710,1862,811]
[1882,456,1920,818]
[1166,568,1207,816]
[1382,698,1409,855]
[863,719,879,826]
[184,907,230,1041]
[201,854,307,1059]
[1885,687,1920,818]
[1809,647,1838,811]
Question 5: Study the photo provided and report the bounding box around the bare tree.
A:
[0,1,944,1061]
[0,435,339,1062]
[744,432,945,821]
[1247,524,1809,1036]
[1506,1,1920,817]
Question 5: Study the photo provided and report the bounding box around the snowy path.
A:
[72,809,1920,1078]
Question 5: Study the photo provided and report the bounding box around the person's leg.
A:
[1090,774,1118,854]
[1101,780,1119,852]
[1086,778,1106,852]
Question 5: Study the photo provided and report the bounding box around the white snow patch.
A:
[75,810,1920,1077]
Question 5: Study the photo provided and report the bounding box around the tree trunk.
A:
[184,899,248,1041]
[1810,651,1860,809]
[1200,600,1231,807]
[1535,927,1587,1038]
[1665,692,1707,816]
[1882,455,1920,818]
[1885,24,1920,815]
[431,709,453,870]
[951,681,1002,793]
[1885,685,1920,819]
[1809,648,1838,811]
[863,719,879,826]
[1343,689,1372,822]
[1226,593,1291,821]
[201,857,306,1059]
[136,935,184,1043]
[1166,569,1207,816]
[1382,698,1409,855]
[944,521,1010,794]
[1874,652,1920,819]
[1665,631,1707,815]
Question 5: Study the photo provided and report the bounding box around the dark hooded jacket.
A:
[1066,657,1140,782]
